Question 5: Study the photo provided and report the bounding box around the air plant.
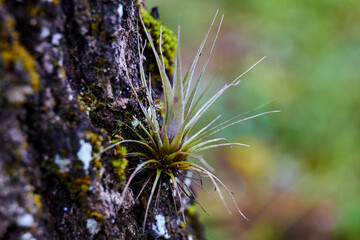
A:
[103,11,278,230]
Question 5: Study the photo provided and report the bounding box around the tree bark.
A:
[0,0,204,239]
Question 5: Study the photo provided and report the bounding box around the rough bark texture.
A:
[0,0,204,239]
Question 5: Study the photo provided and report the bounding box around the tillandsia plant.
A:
[103,11,278,230]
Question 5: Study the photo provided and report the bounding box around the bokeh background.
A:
[146,0,360,239]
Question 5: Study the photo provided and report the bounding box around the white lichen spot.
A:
[20,232,36,240]
[54,154,70,173]
[86,109,91,116]
[117,4,123,19]
[57,57,63,68]
[77,140,92,173]
[152,215,170,239]
[131,119,139,128]
[68,94,74,101]
[86,218,99,236]
[188,236,193,240]
[40,26,50,38]
[6,86,33,105]
[16,214,34,228]
[44,62,54,73]
[51,33,62,45]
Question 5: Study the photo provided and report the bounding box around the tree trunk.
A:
[0,0,204,239]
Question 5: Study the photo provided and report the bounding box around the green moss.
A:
[77,86,107,127]
[111,119,126,138]
[0,17,40,91]
[110,146,128,180]
[139,6,177,75]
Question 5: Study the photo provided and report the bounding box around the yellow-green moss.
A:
[30,6,42,16]
[72,176,91,192]
[87,210,104,222]
[0,17,40,91]
[185,206,205,239]
[186,206,196,216]
[179,221,186,228]
[86,131,104,154]
[139,6,177,75]
[85,131,104,179]
[154,98,165,117]
[77,90,101,112]
[31,193,43,216]
[92,157,102,169]
[110,146,128,180]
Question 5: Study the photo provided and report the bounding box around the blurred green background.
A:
[146,0,360,239]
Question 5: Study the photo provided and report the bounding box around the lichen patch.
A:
[152,214,170,239]
[77,140,93,173]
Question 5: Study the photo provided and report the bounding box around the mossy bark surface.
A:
[0,0,204,239]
